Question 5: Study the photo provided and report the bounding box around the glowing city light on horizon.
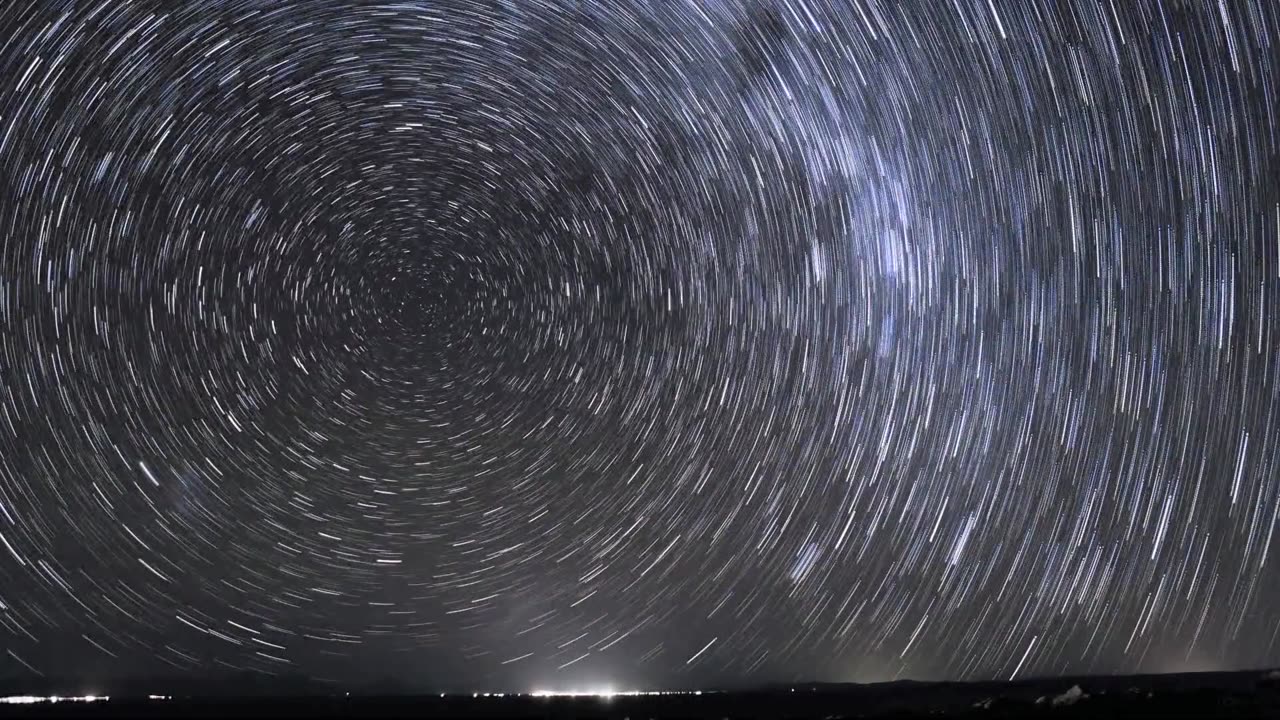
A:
[528,688,708,698]
[0,695,109,705]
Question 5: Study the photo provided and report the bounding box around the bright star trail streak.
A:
[1,0,1279,692]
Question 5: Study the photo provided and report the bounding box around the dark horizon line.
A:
[4,666,1279,699]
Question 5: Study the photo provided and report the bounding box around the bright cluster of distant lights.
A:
[528,689,707,698]
[0,695,109,705]
[0,690,709,703]
[452,688,709,699]
[0,694,173,705]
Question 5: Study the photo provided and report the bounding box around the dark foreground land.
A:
[4,670,1280,719]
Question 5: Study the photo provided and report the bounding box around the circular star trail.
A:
[1,0,1280,691]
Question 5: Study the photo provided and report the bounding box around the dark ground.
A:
[3,670,1280,718]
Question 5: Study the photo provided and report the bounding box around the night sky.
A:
[1,0,1280,694]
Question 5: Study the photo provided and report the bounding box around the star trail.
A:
[1,0,1279,692]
